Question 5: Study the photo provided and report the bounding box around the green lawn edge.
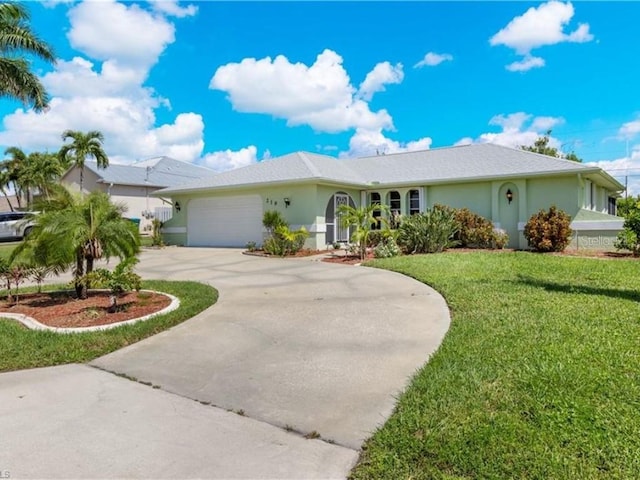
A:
[0,279,217,372]
[350,251,640,479]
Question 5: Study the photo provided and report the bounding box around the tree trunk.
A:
[0,188,14,211]
[74,250,85,298]
[86,256,94,289]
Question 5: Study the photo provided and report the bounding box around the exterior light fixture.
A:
[174,201,181,212]
[506,189,514,204]
[284,198,291,207]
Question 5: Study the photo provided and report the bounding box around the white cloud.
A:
[587,147,640,195]
[491,1,593,54]
[210,49,394,133]
[454,137,473,146]
[530,116,563,132]
[357,61,404,101]
[491,1,593,71]
[201,146,258,172]
[619,119,640,139]
[414,52,453,68]
[149,1,198,18]
[67,0,175,69]
[505,55,545,72]
[340,128,432,158]
[0,1,206,164]
[457,112,564,149]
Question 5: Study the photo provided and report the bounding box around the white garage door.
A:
[187,195,263,247]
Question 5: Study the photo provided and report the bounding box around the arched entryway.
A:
[498,183,519,248]
[325,192,356,244]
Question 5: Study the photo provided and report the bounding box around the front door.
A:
[335,194,349,242]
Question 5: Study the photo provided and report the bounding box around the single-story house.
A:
[61,156,216,232]
[155,143,625,250]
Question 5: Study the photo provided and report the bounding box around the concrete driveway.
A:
[0,248,450,479]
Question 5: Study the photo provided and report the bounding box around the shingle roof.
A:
[347,143,602,185]
[83,157,215,188]
[156,144,624,195]
[157,151,364,194]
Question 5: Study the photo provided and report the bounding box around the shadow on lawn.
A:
[517,276,640,303]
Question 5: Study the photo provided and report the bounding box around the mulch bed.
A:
[0,290,172,328]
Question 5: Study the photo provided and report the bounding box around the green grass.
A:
[351,251,640,479]
[0,241,20,260]
[0,280,217,372]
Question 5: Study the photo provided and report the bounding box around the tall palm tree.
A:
[0,167,14,211]
[0,2,55,112]
[2,146,26,208]
[58,130,109,192]
[13,186,140,298]
[21,151,63,201]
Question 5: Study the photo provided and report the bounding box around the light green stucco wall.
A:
[426,183,492,219]
[160,184,365,249]
[160,173,622,251]
[526,176,580,218]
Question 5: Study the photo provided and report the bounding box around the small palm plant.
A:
[12,185,140,299]
[337,203,389,260]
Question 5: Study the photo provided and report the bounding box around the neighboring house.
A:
[155,144,625,250]
[61,157,216,232]
[0,194,23,212]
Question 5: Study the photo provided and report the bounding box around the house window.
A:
[369,192,382,230]
[388,191,401,214]
[608,197,617,216]
[408,189,420,215]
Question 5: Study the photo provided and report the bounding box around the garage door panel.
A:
[187,195,263,247]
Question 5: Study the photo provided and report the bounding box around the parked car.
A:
[0,211,36,240]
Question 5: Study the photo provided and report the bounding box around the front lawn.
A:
[0,280,217,372]
[352,251,640,479]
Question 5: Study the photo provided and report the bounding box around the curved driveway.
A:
[1,248,450,479]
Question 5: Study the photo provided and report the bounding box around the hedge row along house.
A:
[155,143,624,250]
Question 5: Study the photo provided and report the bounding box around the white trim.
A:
[161,226,186,234]
[571,220,624,230]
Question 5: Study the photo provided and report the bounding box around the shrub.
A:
[433,205,509,249]
[523,206,572,252]
[614,229,639,256]
[492,229,509,249]
[373,237,400,258]
[151,218,164,247]
[84,257,142,295]
[615,210,640,255]
[261,212,309,257]
[453,207,497,248]
[396,207,459,254]
[263,210,287,236]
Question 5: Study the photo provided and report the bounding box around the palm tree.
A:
[0,166,14,211]
[13,186,140,298]
[337,203,389,260]
[2,146,26,208]
[0,2,55,112]
[21,151,63,201]
[58,130,109,192]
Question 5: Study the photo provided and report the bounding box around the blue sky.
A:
[1,1,639,190]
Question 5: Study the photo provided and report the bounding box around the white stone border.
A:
[0,289,180,334]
